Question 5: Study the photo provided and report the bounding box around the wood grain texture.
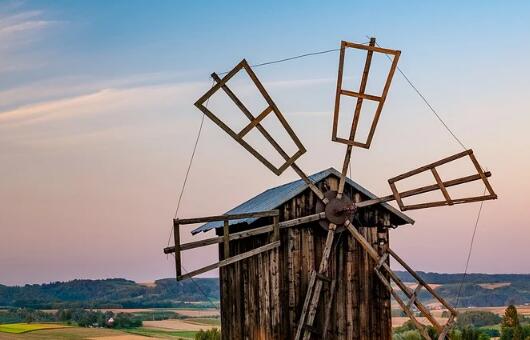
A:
[217,176,394,339]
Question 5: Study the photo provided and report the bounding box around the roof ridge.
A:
[191,168,413,234]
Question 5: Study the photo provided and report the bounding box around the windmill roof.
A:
[191,167,414,234]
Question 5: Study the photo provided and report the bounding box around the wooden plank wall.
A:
[219,176,392,340]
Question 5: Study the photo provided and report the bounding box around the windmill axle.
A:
[316,190,354,232]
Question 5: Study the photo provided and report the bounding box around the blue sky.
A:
[1,1,529,285]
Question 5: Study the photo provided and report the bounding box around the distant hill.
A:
[395,271,530,284]
[1,272,529,309]
[0,278,219,309]
[394,272,530,307]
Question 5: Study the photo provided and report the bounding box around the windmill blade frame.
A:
[195,59,306,176]
[334,38,401,199]
[387,149,497,211]
[332,38,401,149]
[195,59,328,202]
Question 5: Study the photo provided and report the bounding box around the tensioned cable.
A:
[372,39,467,151]
[217,40,371,76]
[374,38,488,312]
[218,48,338,76]
[455,187,487,307]
[181,261,220,310]
[167,80,214,247]
[393,64,468,151]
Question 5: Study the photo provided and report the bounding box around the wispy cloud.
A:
[0,81,204,126]
[0,4,57,71]
[0,9,55,40]
[0,71,200,111]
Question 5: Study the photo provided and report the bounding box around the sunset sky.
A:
[1,1,529,286]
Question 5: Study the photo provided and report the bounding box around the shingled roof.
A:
[191,167,414,234]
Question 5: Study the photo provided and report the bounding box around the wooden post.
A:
[223,219,230,259]
[173,219,182,279]
[273,214,280,242]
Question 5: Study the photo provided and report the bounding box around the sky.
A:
[1,0,529,286]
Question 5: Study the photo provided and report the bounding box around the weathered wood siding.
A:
[218,176,392,339]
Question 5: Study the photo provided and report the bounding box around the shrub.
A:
[195,328,221,340]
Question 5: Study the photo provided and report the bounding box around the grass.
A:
[0,323,70,334]
[126,327,197,339]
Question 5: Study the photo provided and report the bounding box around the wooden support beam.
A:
[402,194,497,211]
[340,89,381,101]
[295,224,337,340]
[389,150,471,183]
[388,247,457,316]
[272,215,280,242]
[342,40,401,55]
[321,279,337,340]
[164,212,325,254]
[237,106,273,138]
[389,181,405,210]
[332,41,346,142]
[178,241,280,281]
[290,163,328,203]
[176,210,279,225]
[431,167,453,205]
[407,284,423,311]
[365,49,400,147]
[173,220,181,279]
[349,38,376,148]
[223,220,230,259]
[374,268,432,340]
[468,151,496,196]
[345,220,443,332]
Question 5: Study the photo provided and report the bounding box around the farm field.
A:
[0,312,220,339]
[0,326,133,339]
[457,305,530,316]
[392,316,448,328]
[0,323,70,334]
[0,324,208,339]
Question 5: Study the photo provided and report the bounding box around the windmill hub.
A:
[316,190,354,232]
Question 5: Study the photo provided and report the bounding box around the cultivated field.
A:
[0,326,131,339]
[0,323,71,334]
[0,309,221,339]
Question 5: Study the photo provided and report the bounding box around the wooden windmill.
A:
[164,38,497,340]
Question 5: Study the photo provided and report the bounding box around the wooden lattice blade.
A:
[332,38,401,149]
[194,61,328,203]
[386,150,497,211]
[194,59,306,176]
[355,171,493,209]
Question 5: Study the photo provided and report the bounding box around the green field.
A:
[0,327,131,339]
[0,323,70,334]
